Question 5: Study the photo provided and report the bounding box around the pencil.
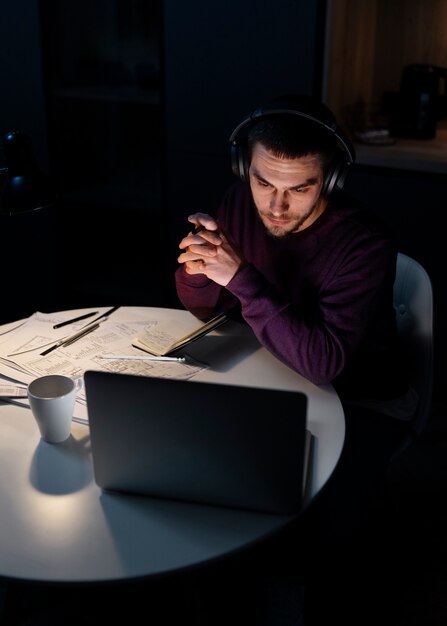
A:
[40,323,100,356]
[40,307,119,356]
[53,311,98,329]
[61,323,100,347]
[99,354,186,363]
[86,306,120,325]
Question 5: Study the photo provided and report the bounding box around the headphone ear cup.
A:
[231,140,250,181]
[322,152,349,197]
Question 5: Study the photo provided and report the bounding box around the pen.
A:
[40,323,100,356]
[61,323,100,347]
[53,311,98,329]
[193,224,221,237]
[40,307,119,356]
[99,354,186,363]
[83,306,120,327]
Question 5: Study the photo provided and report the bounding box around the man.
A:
[176,95,414,413]
[175,94,416,623]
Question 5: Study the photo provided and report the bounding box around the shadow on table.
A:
[184,332,261,373]
[29,432,92,495]
[98,489,293,579]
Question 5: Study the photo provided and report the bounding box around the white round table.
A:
[0,307,345,583]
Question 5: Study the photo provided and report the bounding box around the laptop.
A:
[84,370,309,515]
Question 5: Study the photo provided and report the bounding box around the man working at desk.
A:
[175,94,415,622]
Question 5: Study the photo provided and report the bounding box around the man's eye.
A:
[293,186,309,193]
[257,179,270,187]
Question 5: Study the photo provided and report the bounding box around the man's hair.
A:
[247,113,338,172]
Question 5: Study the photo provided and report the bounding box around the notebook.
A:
[84,370,309,515]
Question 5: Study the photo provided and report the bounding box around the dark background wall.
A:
[0,2,49,168]
[0,0,445,409]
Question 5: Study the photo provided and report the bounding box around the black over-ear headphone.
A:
[229,95,356,197]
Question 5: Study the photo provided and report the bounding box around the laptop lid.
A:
[84,370,308,515]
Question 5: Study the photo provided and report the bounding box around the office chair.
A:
[392,251,434,455]
[373,252,435,578]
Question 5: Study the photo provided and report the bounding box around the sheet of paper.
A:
[0,384,28,398]
[0,312,207,423]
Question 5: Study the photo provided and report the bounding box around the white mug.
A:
[27,375,82,444]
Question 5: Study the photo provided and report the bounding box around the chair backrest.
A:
[393,252,434,436]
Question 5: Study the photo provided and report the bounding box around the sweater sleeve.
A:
[225,235,396,386]
[174,266,238,321]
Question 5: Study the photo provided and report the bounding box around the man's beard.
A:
[257,198,321,238]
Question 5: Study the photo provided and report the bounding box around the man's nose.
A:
[270,191,288,214]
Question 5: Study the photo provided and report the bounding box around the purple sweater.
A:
[175,182,408,402]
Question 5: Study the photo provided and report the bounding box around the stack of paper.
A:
[0,310,209,424]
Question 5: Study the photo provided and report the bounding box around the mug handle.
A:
[72,376,84,393]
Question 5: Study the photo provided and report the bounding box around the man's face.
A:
[248,143,328,237]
